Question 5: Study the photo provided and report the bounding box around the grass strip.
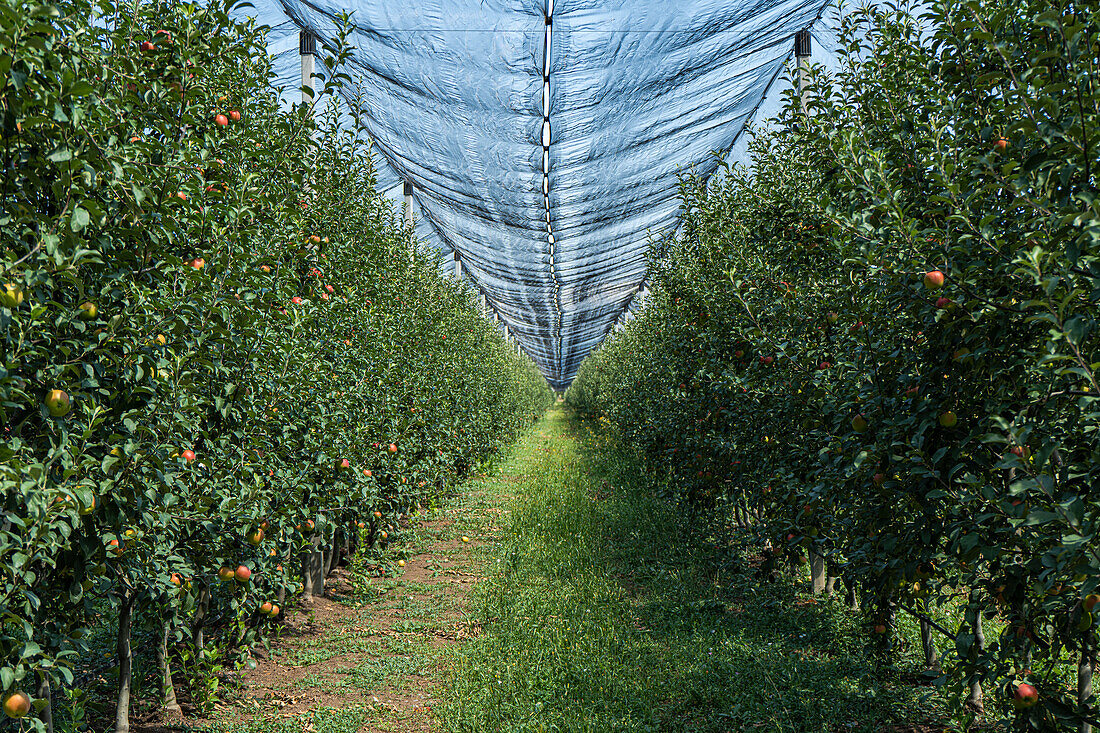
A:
[440,406,945,732]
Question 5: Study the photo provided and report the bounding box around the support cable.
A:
[542,0,564,384]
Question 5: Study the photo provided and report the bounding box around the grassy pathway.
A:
[198,405,945,733]
[440,406,944,732]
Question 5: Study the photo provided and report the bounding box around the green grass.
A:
[439,406,947,732]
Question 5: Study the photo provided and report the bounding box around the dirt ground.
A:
[131,489,494,733]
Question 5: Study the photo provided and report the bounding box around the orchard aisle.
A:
[188,410,559,733]
[200,405,945,733]
[439,407,948,732]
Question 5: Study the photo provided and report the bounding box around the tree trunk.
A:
[843,575,858,611]
[920,617,939,671]
[193,583,210,652]
[115,591,134,733]
[301,536,324,597]
[157,618,182,718]
[882,592,896,635]
[965,592,985,714]
[36,674,53,733]
[1081,641,1094,733]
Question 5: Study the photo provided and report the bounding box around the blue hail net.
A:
[240,0,841,389]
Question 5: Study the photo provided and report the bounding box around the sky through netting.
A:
[240,0,840,389]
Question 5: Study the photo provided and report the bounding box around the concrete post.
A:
[454,251,462,280]
[300,31,316,105]
[810,551,826,594]
[795,29,811,115]
[403,180,414,230]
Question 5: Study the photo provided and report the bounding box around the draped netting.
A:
[241,0,839,389]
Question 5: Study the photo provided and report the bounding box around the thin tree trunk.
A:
[965,592,985,714]
[193,584,209,652]
[920,617,939,671]
[1081,641,1094,733]
[156,618,182,718]
[844,575,858,611]
[115,591,134,733]
[881,592,896,637]
[302,536,324,597]
[36,674,53,733]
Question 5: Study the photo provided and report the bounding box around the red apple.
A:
[873,624,887,635]
[935,296,952,309]
[922,270,945,289]
[339,458,350,469]
[140,40,155,52]
[1084,594,1100,612]
[181,449,196,463]
[246,528,264,545]
[1012,682,1038,709]
[229,110,241,121]
[260,601,273,615]
[190,257,204,269]
[215,114,228,126]
[234,565,251,583]
[388,443,398,454]
[994,137,1010,153]
[218,566,235,582]
[291,296,303,305]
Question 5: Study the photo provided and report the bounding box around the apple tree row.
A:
[569,0,1099,728]
[0,0,552,730]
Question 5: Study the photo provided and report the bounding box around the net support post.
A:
[403,180,414,229]
[454,251,462,280]
[795,29,811,115]
[299,30,316,106]
[810,550,826,594]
